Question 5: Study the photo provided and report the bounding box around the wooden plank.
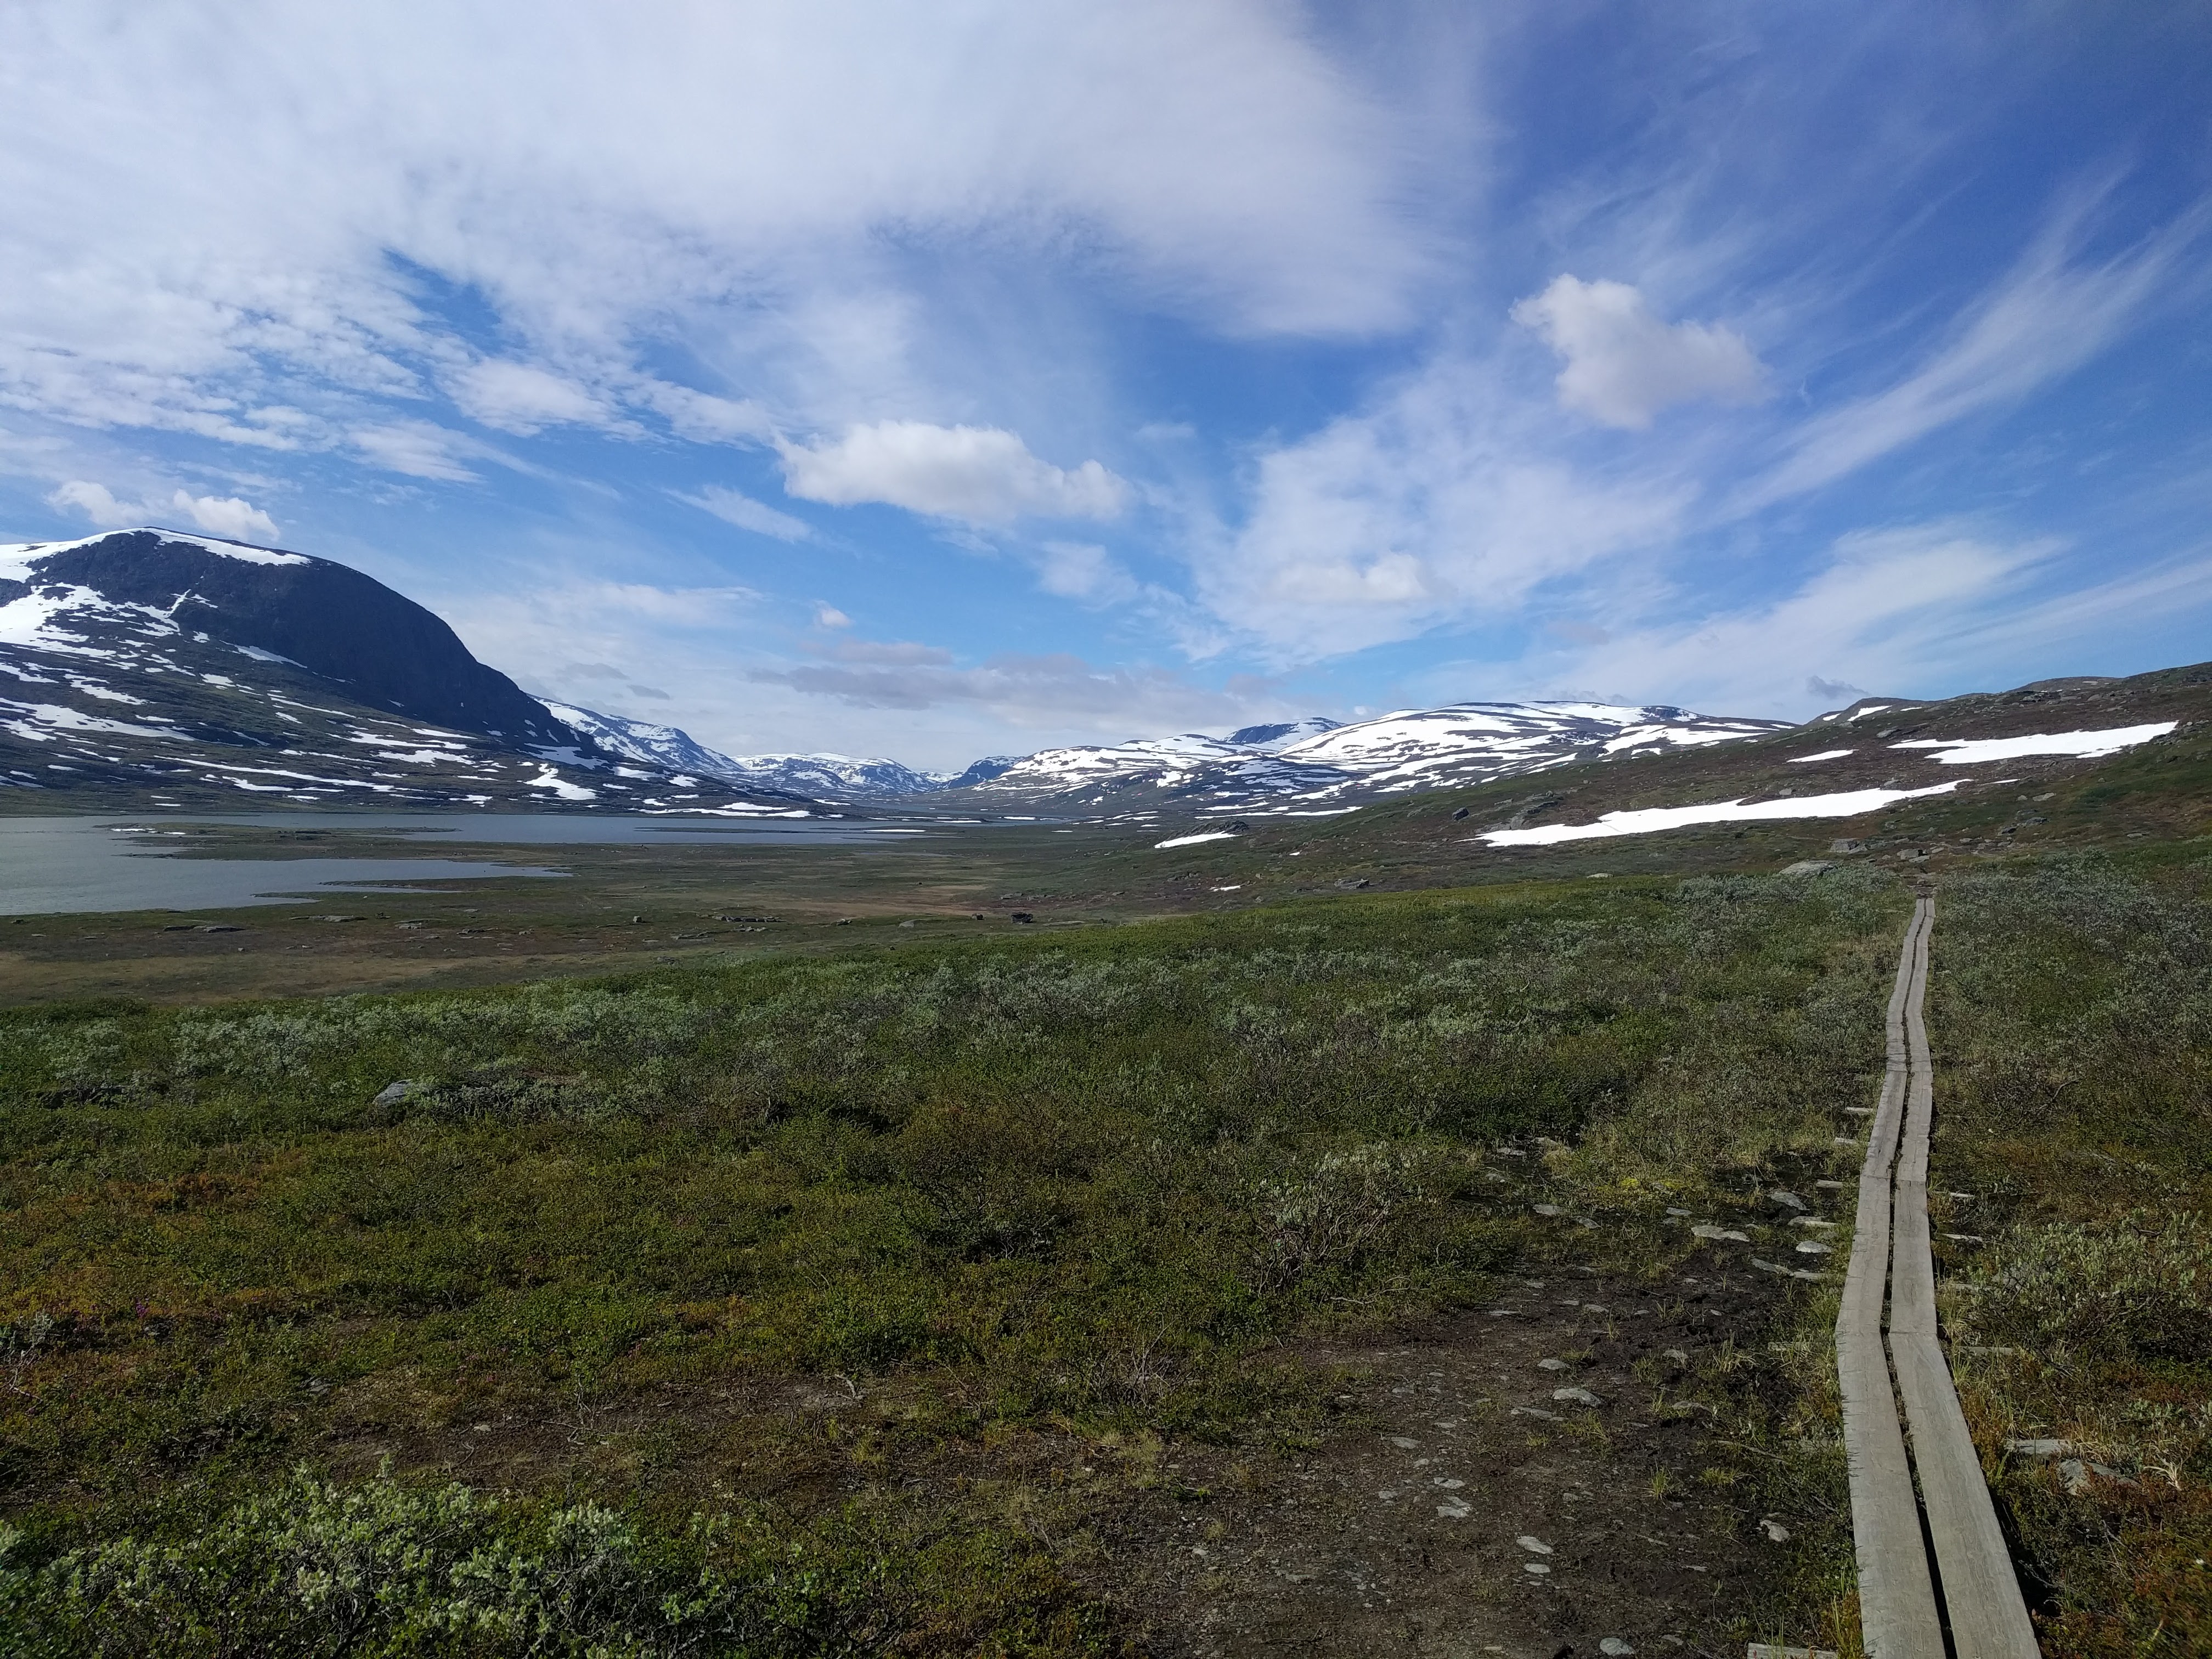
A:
[1835,900,1943,1657]
[1887,899,2041,1659]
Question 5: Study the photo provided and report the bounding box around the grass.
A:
[1928,855,2212,1655]
[0,871,1912,1655]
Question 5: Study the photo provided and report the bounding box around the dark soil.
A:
[1071,1255,1806,1657]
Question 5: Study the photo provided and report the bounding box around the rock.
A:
[1511,1406,1562,1421]
[1769,1189,1808,1210]
[1437,1497,1472,1519]
[2058,1458,2091,1496]
[1522,1561,1551,1575]
[1385,1435,1420,1449]
[1600,1640,1637,1656]
[1663,1347,1689,1363]
[1452,806,1470,820]
[1790,1216,1837,1228]
[1515,1534,1555,1554]
[1552,1386,1601,1407]
[1666,1206,1692,1216]
[371,1080,418,1113]
[1830,838,1866,854]
[2006,1438,2069,1457]
[1779,861,1835,877]
[1760,1519,1791,1543]
[1532,1203,1563,1217]
[1814,1179,1846,1189]
[1793,1240,1833,1255]
[1691,1224,1750,1242]
[1538,1357,1568,1370]
[1751,1257,1787,1275]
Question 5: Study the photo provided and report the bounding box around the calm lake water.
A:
[0,813,935,916]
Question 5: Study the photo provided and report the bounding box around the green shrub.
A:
[1971,1211,2212,1363]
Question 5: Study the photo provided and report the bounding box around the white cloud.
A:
[48,478,279,541]
[171,489,280,542]
[1035,541,1138,602]
[813,604,851,629]
[1511,276,1767,429]
[676,484,814,543]
[1537,523,2049,715]
[755,647,1263,731]
[777,422,1127,523]
[1202,352,1689,657]
[447,360,608,435]
[0,2,1432,457]
[47,480,138,528]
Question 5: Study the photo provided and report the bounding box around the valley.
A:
[5,531,2212,1656]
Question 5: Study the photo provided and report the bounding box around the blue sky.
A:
[3,2,2209,770]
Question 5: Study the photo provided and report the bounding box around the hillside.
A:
[0,529,809,814]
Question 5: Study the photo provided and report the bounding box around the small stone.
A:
[1532,1203,1563,1217]
[1779,860,1835,877]
[1434,1477,1465,1489]
[1814,1179,1845,1189]
[1691,1224,1749,1242]
[1663,1348,1689,1363]
[1538,1357,1568,1370]
[1791,1216,1838,1228]
[371,1080,415,1107]
[1666,1206,1692,1217]
[1794,1240,1833,1255]
[1523,1561,1551,1575]
[1386,1435,1420,1449]
[1751,1257,1787,1275]
[1511,1406,1562,1421]
[1600,1641,1637,1657]
[1835,1136,1859,1146]
[1760,1519,1791,1543]
[2058,1458,2091,1495]
[1437,1498,1472,1519]
[2006,1438,2068,1457]
[1581,1303,1609,1314]
[1516,1534,1555,1554]
[1769,1190,1807,1210]
[1553,1386,1601,1407]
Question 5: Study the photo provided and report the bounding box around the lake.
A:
[0,813,938,916]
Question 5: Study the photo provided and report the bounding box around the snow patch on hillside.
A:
[1481,782,1962,846]
[1892,722,2176,764]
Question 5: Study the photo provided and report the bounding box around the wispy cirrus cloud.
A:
[675,484,815,544]
[1738,197,2209,511]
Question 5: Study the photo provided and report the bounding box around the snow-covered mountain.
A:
[931,702,1791,817]
[544,703,950,799]
[2,527,1797,821]
[0,529,810,814]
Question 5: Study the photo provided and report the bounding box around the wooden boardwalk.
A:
[1835,897,2039,1657]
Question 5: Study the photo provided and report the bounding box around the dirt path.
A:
[1076,1255,1807,1658]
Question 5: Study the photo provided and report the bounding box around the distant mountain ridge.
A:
[3,525,1799,818]
[921,701,1792,817]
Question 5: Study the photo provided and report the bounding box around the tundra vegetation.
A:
[0,854,2206,1654]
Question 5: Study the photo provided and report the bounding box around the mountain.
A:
[926,702,1792,818]
[544,704,951,800]
[0,528,810,814]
